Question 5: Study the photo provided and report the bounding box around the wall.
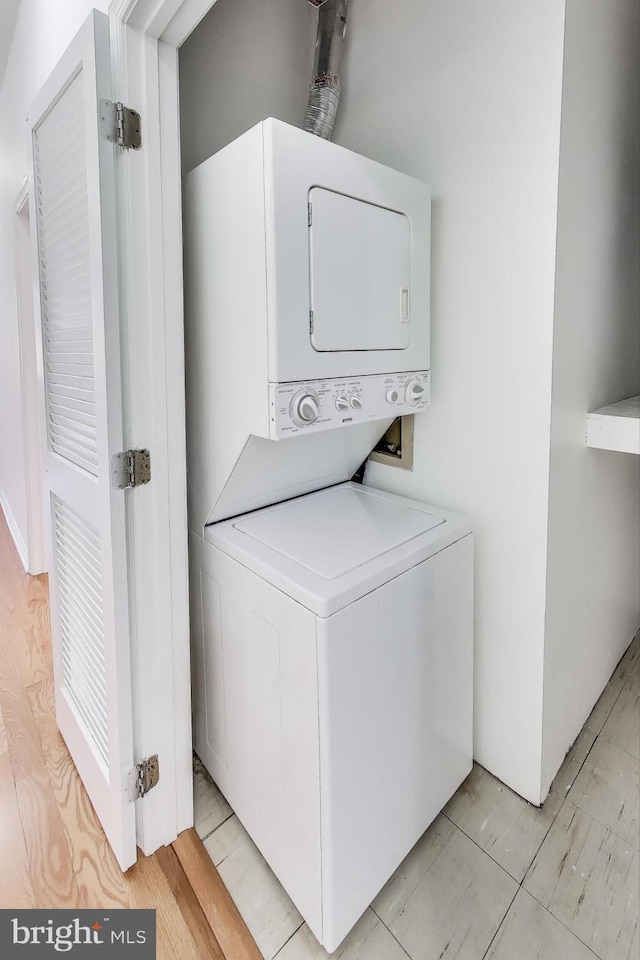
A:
[541,0,640,793]
[179,0,314,172]
[179,0,567,803]
[0,1,20,90]
[340,0,568,803]
[0,0,109,561]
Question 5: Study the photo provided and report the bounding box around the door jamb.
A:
[12,176,47,576]
[108,0,222,854]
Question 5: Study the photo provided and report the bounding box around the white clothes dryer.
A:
[182,118,432,529]
[190,482,473,952]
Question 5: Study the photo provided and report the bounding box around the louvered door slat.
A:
[58,665,109,752]
[48,339,93,354]
[46,325,92,340]
[56,559,103,616]
[47,362,95,378]
[43,291,92,312]
[50,421,98,451]
[57,598,107,665]
[60,662,109,760]
[57,600,108,673]
[51,421,97,447]
[56,578,107,650]
[58,608,108,680]
[56,531,104,594]
[47,325,93,341]
[53,498,109,767]
[36,110,88,169]
[53,514,107,664]
[48,351,94,365]
[37,178,87,223]
[35,70,97,475]
[38,194,90,234]
[51,394,96,412]
[48,375,95,394]
[58,642,108,708]
[59,655,109,753]
[50,403,96,425]
[51,412,97,432]
[40,227,91,268]
[48,377,95,395]
[50,443,97,475]
[42,274,92,300]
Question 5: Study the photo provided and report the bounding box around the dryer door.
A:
[309,188,411,352]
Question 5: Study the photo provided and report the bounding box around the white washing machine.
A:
[190,482,473,952]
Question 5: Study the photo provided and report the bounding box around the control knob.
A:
[386,389,399,404]
[335,396,349,411]
[406,379,425,405]
[292,393,319,426]
[349,394,363,410]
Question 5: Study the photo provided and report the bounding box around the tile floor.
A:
[193,633,639,960]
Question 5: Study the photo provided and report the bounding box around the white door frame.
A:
[108,0,223,854]
[12,177,46,576]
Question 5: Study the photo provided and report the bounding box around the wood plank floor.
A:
[0,508,260,960]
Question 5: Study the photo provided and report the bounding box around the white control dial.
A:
[292,392,320,426]
[349,394,363,410]
[386,389,399,403]
[405,379,425,405]
[335,396,349,411]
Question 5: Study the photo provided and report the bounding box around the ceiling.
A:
[0,0,20,92]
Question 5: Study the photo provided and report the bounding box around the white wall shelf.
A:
[586,395,640,454]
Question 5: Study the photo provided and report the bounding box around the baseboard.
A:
[0,489,28,572]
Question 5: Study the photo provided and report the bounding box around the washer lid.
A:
[232,484,444,579]
[206,483,472,617]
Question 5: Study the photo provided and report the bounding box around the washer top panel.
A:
[232,484,444,579]
[206,483,472,616]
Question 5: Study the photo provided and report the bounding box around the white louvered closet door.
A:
[28,10,137,871]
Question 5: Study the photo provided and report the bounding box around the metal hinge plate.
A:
[308,202,313,227]
[99,99,142,150]
[112,449,151,489]
[127,755,159,802]
[309,310,314,333]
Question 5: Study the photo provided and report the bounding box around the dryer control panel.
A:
[269,371,430,439]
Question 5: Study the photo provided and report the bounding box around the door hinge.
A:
[99,99,142,150]
[111,449,151,489]
[308,202,312,227]
[127,755,159,802]
[309,310,314,333]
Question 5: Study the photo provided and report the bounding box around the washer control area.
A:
[270,371,430,438]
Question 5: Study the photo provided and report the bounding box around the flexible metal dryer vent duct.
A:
[304,0,348,140]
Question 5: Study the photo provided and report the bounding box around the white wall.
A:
[0,0,109,560]
[180,0,567,803]
[338,0,567,803]
[179,0,314,172]
[541,0,640,793]
[0,1,20,90]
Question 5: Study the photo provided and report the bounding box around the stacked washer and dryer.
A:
[183,118,473,953]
